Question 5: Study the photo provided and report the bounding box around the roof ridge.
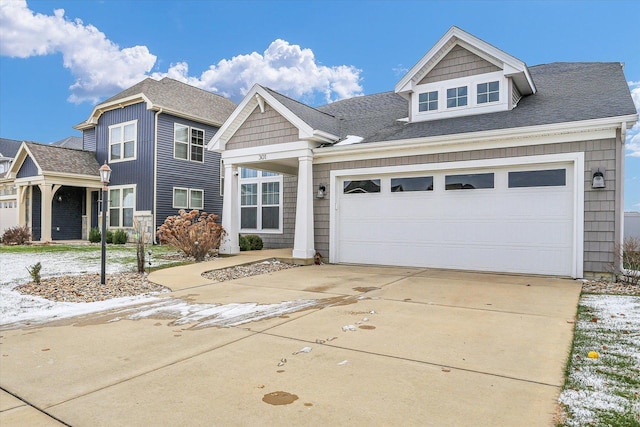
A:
[159,77,235,103]
[262,86,337,119]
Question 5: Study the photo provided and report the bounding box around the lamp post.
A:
[99,162,112,285]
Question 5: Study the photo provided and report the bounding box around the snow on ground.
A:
[558,294,640,426]
[0,249,161,327]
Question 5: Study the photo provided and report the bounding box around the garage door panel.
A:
[337,164,575,276]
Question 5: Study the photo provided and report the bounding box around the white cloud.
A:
[625,81,640,157]
[0,1,362,105]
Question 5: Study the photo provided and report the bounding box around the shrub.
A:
[26,262,41,285]
[245,234,263,250]
[106,229,114,244]
[239,234,250,251]
[1,225,31,245]
[113,229,128,244]
[614,237,640,286]
[88,227,101,243]
[134,219,146,274]
[156,210,224,262]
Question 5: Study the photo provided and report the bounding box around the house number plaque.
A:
[258,154,267,160]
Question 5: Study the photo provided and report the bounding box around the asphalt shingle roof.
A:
[0,138,22,158]
[51,136,83,150]
[25,142,100,177]
[100,77,236,126]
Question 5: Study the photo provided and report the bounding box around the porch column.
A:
[220,163,240,254]
[17,185,27,228]
[39,183,53,242]
[293,154,315,259]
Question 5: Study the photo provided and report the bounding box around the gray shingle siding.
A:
[418,45,501,84]
[155,112,223,229]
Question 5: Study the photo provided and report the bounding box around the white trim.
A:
[108,120,138,163]
[329,152,584,278]
[173,123,206,163]
[108,184,136,229]
[313,116,636,164]
[189,188,204,210]
[172,187,189,209]
[74,94,152,130]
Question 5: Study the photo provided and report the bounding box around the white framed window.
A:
[174,124,205,162]
[173,187,204,209]
[109,120,137,162]
[109,185,135,228]
[446,86,468,108]
[418,91,438,112]
[477,81,499,104]
[239,168,282,233]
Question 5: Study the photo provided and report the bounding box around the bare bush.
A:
[613,237,640,286]
[1,225,31,245]
[156,210,224,262]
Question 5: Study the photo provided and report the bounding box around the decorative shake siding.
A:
[418,45,501,85]
[312,138,618,275]
[247,174,297,248]
[226,104,299,150]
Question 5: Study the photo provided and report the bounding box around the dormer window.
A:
[477,81,499,104]
[418,91,438,112]
[446,86,468,108]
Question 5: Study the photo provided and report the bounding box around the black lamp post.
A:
[99,161,112,285]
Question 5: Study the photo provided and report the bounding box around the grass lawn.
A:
[558,292,640,426]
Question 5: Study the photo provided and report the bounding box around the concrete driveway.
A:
[0,260,581,426]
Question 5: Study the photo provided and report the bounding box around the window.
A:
[391,176,433,192]
[447,86,467,108]
[109,186,135,228]
[445,173,494,190]
[174,124,205,162]
[239,168,282,232]
[219,159,225,196]
[508,169,566,188]
[477,81,499,104]
[418,91,438,112]
[343,179,381,194]
[109,121,136,162]
[173,187,204,209]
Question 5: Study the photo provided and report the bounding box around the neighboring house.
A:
[5,78,236,242]
[209,26,638,278]
[51,136,83,149]
[625,212,640,240]
[0,138,22,234]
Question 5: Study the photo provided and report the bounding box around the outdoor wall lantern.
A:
[57,195,63,203]
[592,169,605,189]
[99,161,112,285]
[317,184,326,199]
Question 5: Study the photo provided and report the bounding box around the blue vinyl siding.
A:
[32,186,41,241]
[17,156,39,178]
[94,102,155,212]
[83,128,96,151]
[155,112,223,229]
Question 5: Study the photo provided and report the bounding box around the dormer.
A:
[395,27,535,123]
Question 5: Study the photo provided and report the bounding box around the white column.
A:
[39,184,53,242]
[293,154,315,259]
[220,163,240,254]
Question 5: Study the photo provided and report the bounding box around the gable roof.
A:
[0,138,22,159]
[395,26,536,97]
[9,142,100,179]
[75,77,236,130]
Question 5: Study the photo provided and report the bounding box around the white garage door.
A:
[336,163,575,276]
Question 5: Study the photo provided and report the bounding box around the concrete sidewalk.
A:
[0,255,582,426]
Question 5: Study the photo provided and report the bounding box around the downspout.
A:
[614,122,626,272]
[153,108,163,244]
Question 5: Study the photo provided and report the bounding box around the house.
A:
[0,138,22,234]
[5,78,236,242]
[625,212,640,240]
[208,26,638,278]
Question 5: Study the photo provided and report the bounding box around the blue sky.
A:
[1,0,639,209]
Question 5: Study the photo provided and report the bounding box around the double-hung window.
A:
[174,124,205,162]
[109,186,135,228]
[109,121,137,162]
[173,187,204,209]
[240,168,282,232]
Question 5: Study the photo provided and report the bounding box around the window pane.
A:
[124,141,135,158]
[241,184,257,205]
[109,208,120,227]
[489,92,499,102]
[241,207,257,229]
[122,188,134,207]
[343,179,381,194]
[124,123,135,141]
[174,189,188,207]
[261,171,279,177]
[447,88,455,98]
[459,96,467,106]
[109,189,120,208]
[477,83,487,93]
[262,182,280,205]
[175,142,188,159]
[190,144,203,162]
[262,206,279,229]
[478,94,488,103]
[391,177,433,192]
[123,208,133,228]
[419,93,428,102]
[445,173,494,190]
[241,168,258,178]
[110,127,122,143]
[191,129,204,145]
[190,190,204,209]
[175,125,188,142]
[458,86,467,96]
[508,169,566,188]
[110,143,121,160]
[489,81,499,92]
